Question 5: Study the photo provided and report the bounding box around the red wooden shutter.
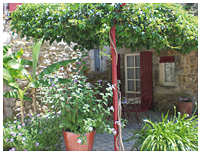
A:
[140,52,153,109]
[117,54,121,91]
[9,3,22,12]
[159,56,174,63]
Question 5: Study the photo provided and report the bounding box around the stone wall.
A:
[3,20,111,117]
[152,49,198,113]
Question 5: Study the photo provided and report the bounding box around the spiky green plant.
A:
[124,103,198,151]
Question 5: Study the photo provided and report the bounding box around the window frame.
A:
[159,58,176,86]
[125,53,141,94]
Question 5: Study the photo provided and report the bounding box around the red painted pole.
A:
[110,3,126,151]
[110,20,119,151]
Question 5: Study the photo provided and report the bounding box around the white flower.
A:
[115,121,119,125]
[115,121,122,126]
[167,120,169,123]
[77,139,82,144]
[60,97,65,101]
[22,137,26,141]
[43,114,50,118]
[57,110,62,115]
[110,106,114,111]
[89,126,93,131]
[111,128,117,135]
[113,130,117,135]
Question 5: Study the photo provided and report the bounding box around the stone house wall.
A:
[118,47,198,114]
[152,50,198,113]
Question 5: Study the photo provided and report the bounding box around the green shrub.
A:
[3,111,63,151]
[124,103,198,151]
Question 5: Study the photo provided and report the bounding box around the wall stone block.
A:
[190,64,197,69]
[182,77,186,83]
[184,66,190,74]
[175,67,184,75]
[190,57,198,64]
[183,56,190,65]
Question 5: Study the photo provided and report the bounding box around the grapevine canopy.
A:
[11,3,198,54]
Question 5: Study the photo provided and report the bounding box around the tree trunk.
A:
[32,88,37,113]
[20,99,24,124]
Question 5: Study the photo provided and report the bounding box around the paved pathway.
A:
[61,110,170,151]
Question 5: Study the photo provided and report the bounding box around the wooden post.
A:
[110,20,119,151]
[110,3,126,151]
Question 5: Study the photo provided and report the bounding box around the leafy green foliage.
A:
[3,45,11,55]
[11,3,198,54]
[3,91,32,101]
[3,43,77,124]
[124,104,198,151]
[3,111,63,151]
[3,46,31,101]
[32,39,43,79]
[40,73,117,144]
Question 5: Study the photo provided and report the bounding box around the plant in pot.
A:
[40,72,118,151]
[178,93,193,117]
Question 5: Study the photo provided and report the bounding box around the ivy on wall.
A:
[10,3,198,54]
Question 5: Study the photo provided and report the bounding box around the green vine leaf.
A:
[10,3,198,54]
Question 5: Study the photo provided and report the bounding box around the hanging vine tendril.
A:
[115,91,124,151]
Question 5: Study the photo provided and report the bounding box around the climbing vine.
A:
[11,3,198,54]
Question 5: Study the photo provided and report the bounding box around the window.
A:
[159,56,176,86]
[94,48,101,71]
[3,3,9,16]
[125,53,141,93]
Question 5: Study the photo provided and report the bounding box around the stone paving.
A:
[61,110,171,151]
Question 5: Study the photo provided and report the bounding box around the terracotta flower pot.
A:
[178,102,193,117]
[62,130,96,151]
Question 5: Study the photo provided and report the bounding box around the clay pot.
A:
[178,102,193,117]
[62,130,95,151]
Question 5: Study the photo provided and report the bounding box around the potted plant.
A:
[41,72,117,151]
[178,93,193,117]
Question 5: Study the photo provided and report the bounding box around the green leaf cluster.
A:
[11,3,198,54]
[124,104,198,151]
[3,45,32,101]
[40,73,116,144]
[3,41,78,124]
[3,111,63,151]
